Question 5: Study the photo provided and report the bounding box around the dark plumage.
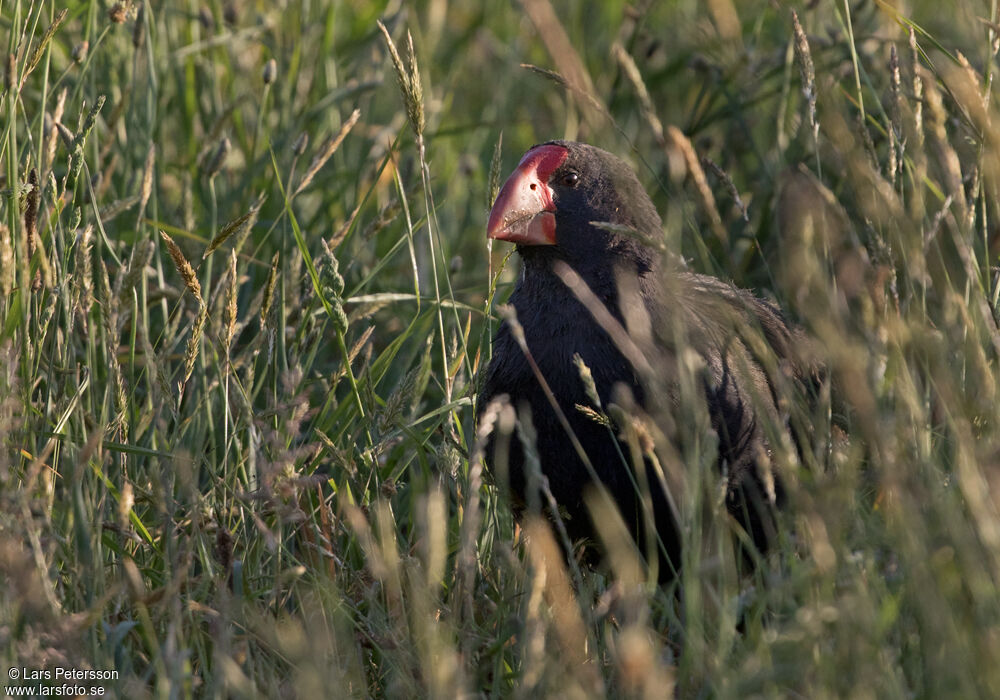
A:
[477,140,816,579]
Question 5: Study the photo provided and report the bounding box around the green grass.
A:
[3,0,1000,697]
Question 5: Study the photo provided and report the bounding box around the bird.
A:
[476,140,819,580]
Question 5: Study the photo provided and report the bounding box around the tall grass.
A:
[2,0,1000,697]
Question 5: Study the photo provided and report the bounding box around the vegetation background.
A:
[3,0,1000,697]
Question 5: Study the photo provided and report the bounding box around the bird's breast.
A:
[503,295,640,411]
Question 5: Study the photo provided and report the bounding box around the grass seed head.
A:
[23,9,68,87]
[67,97,105,191]
[55,122,74,150]
[120,239,154,301]
[263,58,277,85]
[182,304,208,393]
[136,144,155,227]
[71,41,88,64]
[160,230,202,303]
[78,96,106,143]
[261,252,279,332]
[75,224,94,315]
[792,10,817,141]
[292,132,308,157]
[573,353,602,408]
[44,88,68,174]
[294,109,359,196]
[319,238,345,299]
[24,169,46,291]
[910,28,924,147]
[205,192,266,258]
[405,31,425,138]
[204,136,231,178]
[318,240,348,334]
[109,2,134,24]
[225,249,239,350]
[488,132,503,209]
[377,21,425,140]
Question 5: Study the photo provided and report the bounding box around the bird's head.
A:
[487,140,661,273]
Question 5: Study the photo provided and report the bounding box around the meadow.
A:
[3,0,1000,697]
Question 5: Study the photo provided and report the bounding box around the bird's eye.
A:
[561,172,579,187]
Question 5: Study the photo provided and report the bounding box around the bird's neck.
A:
[516,245,654,303]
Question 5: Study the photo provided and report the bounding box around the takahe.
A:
[477,140,817,579]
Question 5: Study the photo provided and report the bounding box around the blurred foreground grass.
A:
[2,0,1000,697]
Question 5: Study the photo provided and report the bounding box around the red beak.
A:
[487,144,568,245]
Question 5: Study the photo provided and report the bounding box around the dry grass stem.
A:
[666,126,727,244]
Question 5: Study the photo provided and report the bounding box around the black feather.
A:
[478,141,818,579]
